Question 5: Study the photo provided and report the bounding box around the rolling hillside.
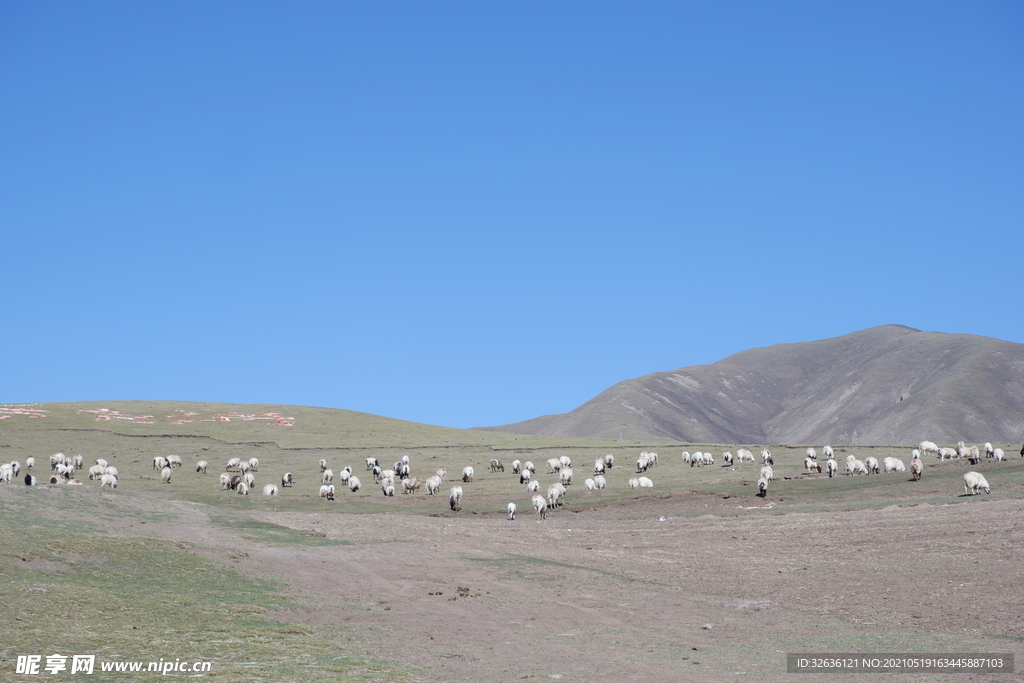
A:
[482,325,1024,446]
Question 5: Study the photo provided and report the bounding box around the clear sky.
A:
[2,1,1022,429]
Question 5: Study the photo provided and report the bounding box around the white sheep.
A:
[281,472,293,487]
[864,456,880,474]
[822,445,834,459]
[628,477,640,488]
[319,484,334,498]
[636,453,650,473]
[425,475,442,495]
[993,448,1005,462]
[449,485,463,511]
[154,456,168,470]
[24,475,37,486]
[594,459,605,475]
[882,457,906,473]
[363,457,376,471]
[736,449,755,463]
[507,502,517,520]
[160,466,172,484]
[559,455,572,470]
[244,472,256,489]
[381,481,395,497]
[937,446,957,460]
[348,475,361,492]
[757,476,768,497]
[247,457,259,471]
[806,447,817,460]
[826,458,838,478]
[166,455,183,468]
[957,441,981,464]
[88,464,105,480]
[804,457,821,474]
[26,457,35,470]
[322,468,334,484]
[519,469,532,485]
[402,477,421,494]
[196,460,208,474]
[490,459,504,472]
[435,468,448,481]
[94,457,107,469]
[262,484,278,496]
[532,494,547,519]
[646,452,658,468]
[235,482,249,495]
[4,464,20,483]
[547,482,566,508]
[524,461,536,474]
[984,442,994,458]
[100,473,118,488]
[546,457,561,473]
[511,459,521,474]
[559,468,573,486]
[918,441,939,457]
[220,473,232,489]
[637,476,653,488]
[760,464,773,482]
[50,452,65,470]
[682,451,692,465]
[593,474,607,489]
[70,454,83,469]
[238,460,250,474]
[401,454,410,466]
[845,459,868,475]
[225,457,241,471]
[584,478,596,490]
[462,466,474,483]
[722,451,734,466]
[103,466,118,479]
[339,469,351,483]
[526,479,540,493]
[761,449,773,465]
[604,454,614,469]
[963,471,990,495]
[322,458,331,472]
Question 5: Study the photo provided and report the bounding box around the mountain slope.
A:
[482,325,1024,445]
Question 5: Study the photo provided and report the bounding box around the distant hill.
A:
[481,325,1024,446]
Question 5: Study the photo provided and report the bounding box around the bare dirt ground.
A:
[133,493,1020,683]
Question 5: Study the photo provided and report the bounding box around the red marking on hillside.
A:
[197,412,294,426]
[0,407,49,419]
[78,408,155,424]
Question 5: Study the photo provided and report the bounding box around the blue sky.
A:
[2,1,1022,428]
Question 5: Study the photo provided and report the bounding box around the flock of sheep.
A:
[3,438,1011,507]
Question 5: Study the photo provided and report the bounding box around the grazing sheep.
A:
[822,445,834,459]
[547,482,566,507]
[636,453,650,473]
[462,466,475,483]
[238,460,250,475]
[628,477,640,488]
[435,468,448,481]
[845,459,868,475]
[507,502,516,520]
[319,484,335,498]
[637,476,653,488]
[100,473,118,488]
[963,471,990,495]
[682,451,692,465]
[449,486,463,512]
[166,455,183,468]
[736,449,755,463]
[322,469,334,484]
[425,475,442,495]
[26,457,35,470]
[281,472,293,487]
[154,456,168,471]
[761,449,773,465]
[70,454,83,469]
[230,475,242,490]
[532,494,547,519]
[883,457,906,473]
[864,456,880,474]
[593,474,607,489]
[348,475,361,492]
[937,447,957,460]
[826,458,838,478]
[985,442,994,458]
[381,481,395,497]
[559,455,573,470]
[322,458,331,472]
[559,468,573,486]
[220,473,232,489]
[50,452,65,470]
[401,454,410,466]
[806,447,817,460]
[490,459,505,472]
[103,466,118,479]
[94,458,108,469]
[2,464,16,483]
[646,452,658,468]
[88,464,105,480]
[584,478,596,490]
[519,469,532,485]
[546,457,561,473]
[760,464,773,482]
[757,476,768,497]
[524,461,536,474]
[371,465,383,482]
[918,441,938,457]
[402,477,422,494]
[339,468,351,483]
[364,457,377,471]
[25,475,37,486]
[993,448,1005,462]
[397,463,411,480]
[244,472,256,489]
[722,451,734,466]
[262,484,278,496]
[511,459,521,474]
[196,460,208,474]
[804,457,821,474]
[526,479,540,493]
[594,459,606,475]
[160,466,172,484]
[247,457,259,471]
[957,441,981,464]
[604,454,614,469]
[224,457,240,471]
[235,482,249,495]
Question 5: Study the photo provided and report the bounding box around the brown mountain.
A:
[481,325,1024,446]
